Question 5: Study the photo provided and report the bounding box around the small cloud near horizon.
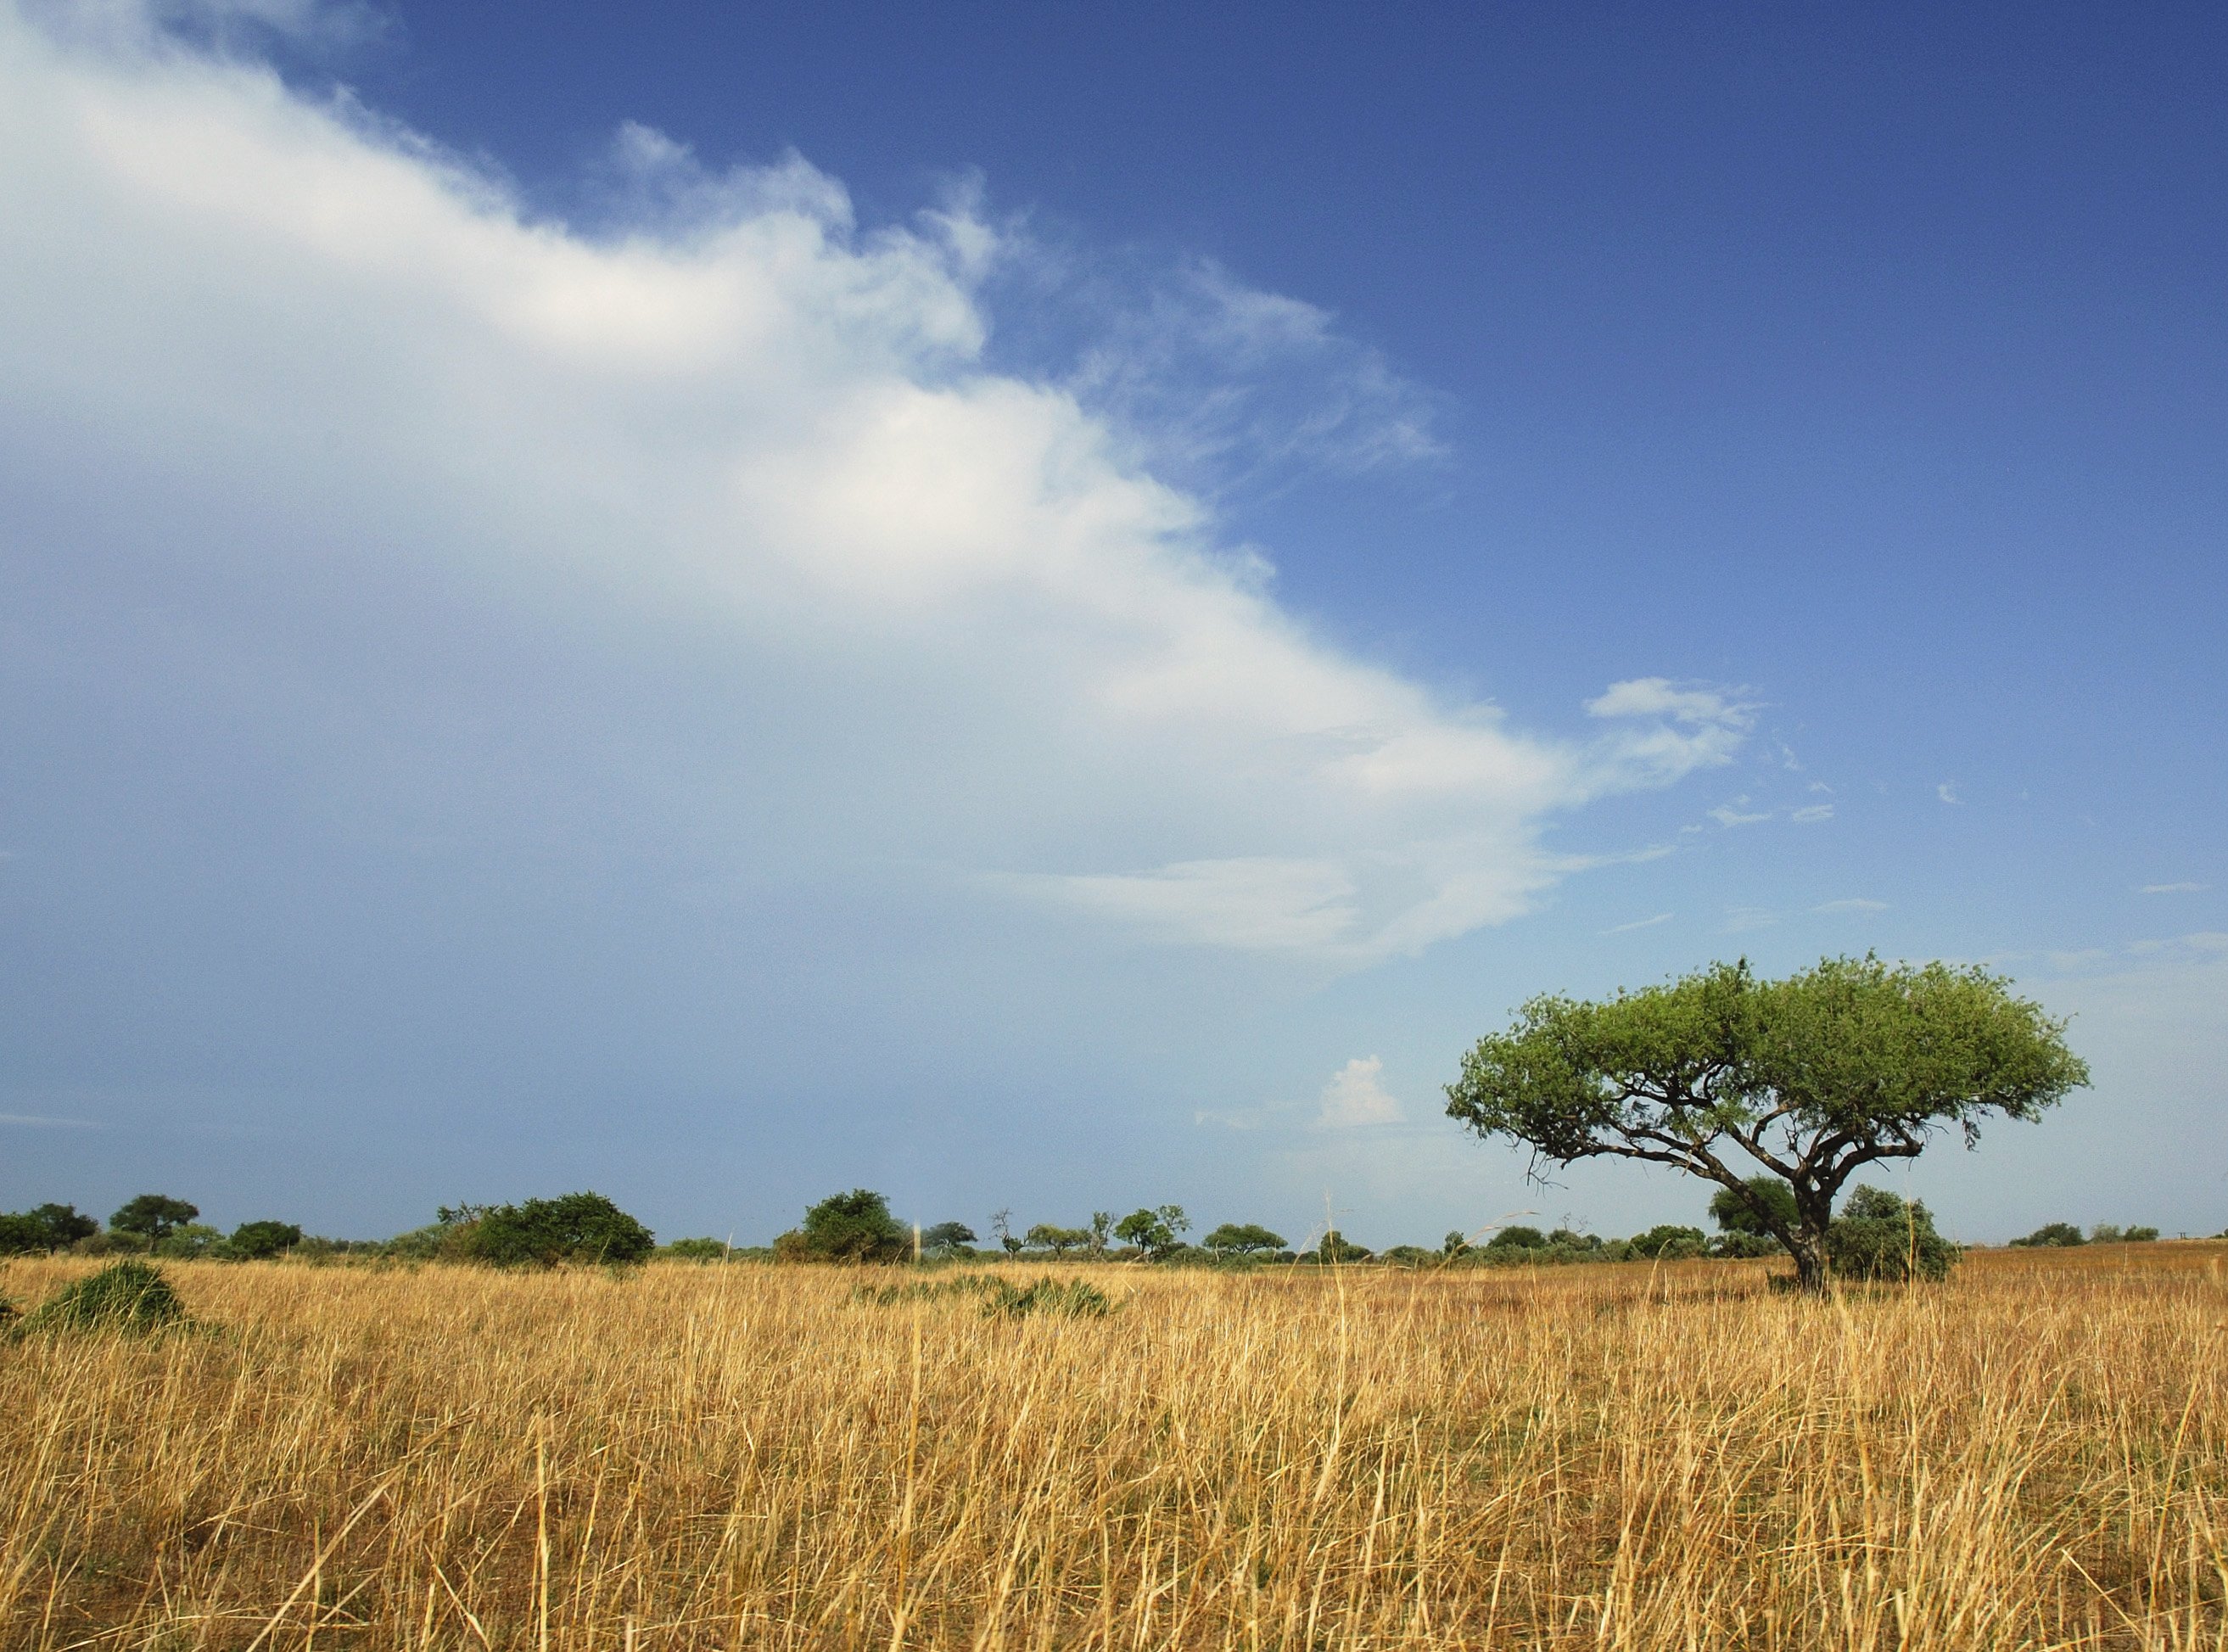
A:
[2139,882,2207,894]
[1814,899,1889,915]
[1316,1056,1404,1128]
[1938,782,1962,804]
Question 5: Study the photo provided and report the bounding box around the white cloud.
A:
[1813,898,1888,914]
[2139,882,2207,894]
[1938,782,1962,804]
[1605,911,1672,933]
[1316,1056,1403,1128]
[0,7,1749,973]
[1789,803,1833,823]
[1708,800,1772,827]
[0,1111,104,1128]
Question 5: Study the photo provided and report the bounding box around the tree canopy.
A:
[1445,955,2087,1291]
[463,1193,655,1268]
[110,1195,199,1243]
[794,1189,906,1263]
[1202,1222,1286,1256]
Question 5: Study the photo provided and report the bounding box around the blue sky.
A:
[2,0,2222,1246]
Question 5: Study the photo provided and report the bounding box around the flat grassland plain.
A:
[2,1246,2222,1649]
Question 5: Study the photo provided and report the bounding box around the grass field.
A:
[2,1244,2222,1649]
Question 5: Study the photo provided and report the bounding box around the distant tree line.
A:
[3,1184,2205,1280]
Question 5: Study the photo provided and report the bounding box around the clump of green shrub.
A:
[979,1276,1113,1319]
[776,1189,909,1263]
[2011,1221,2087,1248]
[14,1260,188,1336]
[1825,1186,1959,1282]
[457,1193,656,1268]
[661,1237,731,1262]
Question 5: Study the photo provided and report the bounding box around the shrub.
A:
[1486,1225,1548,1250]
[462,1193,656,1268]
[1380,1245,1436,1267]
[14,1260,188,1336]
[795,1189,907,1263]
[1710,1231,1781,1258]
[661,1237,730,1262]
[72,1230,150,1257]
[920,1221,977,1256]
[1628,1224,1709,1260]
[226,1220,304,1260]
[2124,1225,2160,1243]
[2088,1224,2161,1245]
[153,1224,224,1259]
[1825,1185,1958,1283]
[2011,1222,2086,1248]
[979,1276,1114,1319]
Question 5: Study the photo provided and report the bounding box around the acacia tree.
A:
[1444,955,2087,1292]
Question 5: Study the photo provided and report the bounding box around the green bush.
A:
[153,1223,225,1259]
[14,1260,188,1336]
[226,1220,305,1260]
[1710,1230,1781,1258]
[1380,1245,1436,1267]
[788,1188,907,1263]
[1628,1224,1709,1260]
[72,1230,150,1257]
[462,1193,656,1268]
[1825,1186,1958,1282]
[1314,1229,1373,1263]
[660,1236,730,1262]
[1486,1225,1548,1250]
[2010,1222,2086,1248]
[979,1276,1114,1319]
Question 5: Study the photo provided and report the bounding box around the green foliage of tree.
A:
[920,1221,977,1255]
[463,1192,656,1268]
[1710,1175,1799,1236]
[1315,1229,1372,1263]
[1380,1245,1436,1267]
[1445,955,2088,1292]
[110,1194,199,1243]
[1088,1212,1114,1255]
[1113,1205,1190,1257]
[1441,1230,1471,1257]
[1486,1224,1548,1250]
[2087,1224,2161,1245]
[2010,1222,2087,1248]
[1823,1185,1958,1282]
[1202,1222,1287,1257]
[1024,1224,1092,1256]
[792,1188,905,1263]
[0,1203,101,1255]
[2123,1225,2160,1243]
[227,1220,303,1260]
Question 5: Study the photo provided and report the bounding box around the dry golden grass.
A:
[1,1243,2223,1649]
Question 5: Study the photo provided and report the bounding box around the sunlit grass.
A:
[2,1243,2222,1648]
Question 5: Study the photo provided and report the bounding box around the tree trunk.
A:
[1788,1227,1829,1295]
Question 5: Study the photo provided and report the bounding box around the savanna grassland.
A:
[2,1245,2223,1650]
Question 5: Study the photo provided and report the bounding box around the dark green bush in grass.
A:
[462,1192,655,1268]
[1824,1185,1959,1283]
[15,1260,188,1336]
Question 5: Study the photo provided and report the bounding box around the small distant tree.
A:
[2123,1225,2160,1243]
[154,1223,224,1259]
[1447,955,2088,1293]
[110,1195,199,1245]
[1024,1224,1091,1256]
[2010,1222,2086,1248]
[1202,1222,1287,1257]
[1824,1185,1957,1282]
[1113,1206,1190,1258]
[662,1237,729,1262]
[1088,1212,1114,1256]
[465,1192,655,1268]
[227,1220,304,1260]
[1316,1229,1372,1263]
[921,1221,977,1255]
[791,1189,906,1263]
[1441,1229,1470,1257]
[2,1204,99,1255]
